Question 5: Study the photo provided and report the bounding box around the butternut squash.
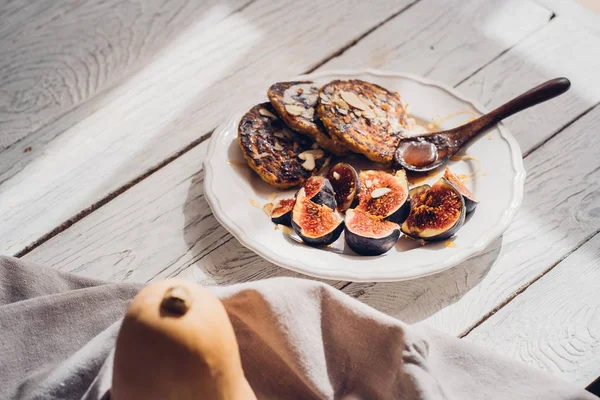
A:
[112,278,256,400]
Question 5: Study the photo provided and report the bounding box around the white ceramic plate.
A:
[204,69,525,282]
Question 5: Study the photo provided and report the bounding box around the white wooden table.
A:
[1,0,599,389]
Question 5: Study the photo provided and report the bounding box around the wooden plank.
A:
[323,0,552,87]
[535,0,600,35]
[22,140,343,289]
[19,143,221,283]
[456,17,600,154]
[19,0,552,281]
[0,0,249,150]
[0,1,59,40]
[465,232,600,386]
[342,104,600,336]
[0,0,416,256]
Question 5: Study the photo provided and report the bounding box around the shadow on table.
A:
[182,166,502,325]
[341,237,501,327]
[182,169,338,285]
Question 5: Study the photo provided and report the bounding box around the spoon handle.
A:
[447,77,571,142]
[395,78,571,172]
[488,77,571,122]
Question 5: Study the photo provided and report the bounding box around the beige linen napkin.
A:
[0,256,595,399]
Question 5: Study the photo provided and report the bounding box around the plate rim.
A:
[203,68,526,282]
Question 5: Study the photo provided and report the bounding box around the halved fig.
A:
[326,163,360,212]
[401,177,466,241]
[270,198,295,226]
[302,176,337,210]
[444,167,479,213]
[345,209,400,256]
[409,184,431,207]
[356,169,410,224]
[291,188,344,247]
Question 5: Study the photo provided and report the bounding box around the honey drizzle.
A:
[413,110,479,134]
[407,169,438,186]
[431,110,479,128]
[449,155,482,184]
[248,199,261,208]
[410,116,436,132]
[228,160,247,168]
[280,225,293,236]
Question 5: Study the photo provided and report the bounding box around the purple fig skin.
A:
[327,163,360,213]
[291,187,344,247]
[302,176,337,210]
[345,209,400,256]
[401,178,466,242]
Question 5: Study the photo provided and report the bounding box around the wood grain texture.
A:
[16,0,551,272]
[0,0,414,256]
[456,16,600,155]
[0,0,248,149]
[23,140,343,289]
[465,233,600,386]
[342,104,600,337]
[323,0,552,86]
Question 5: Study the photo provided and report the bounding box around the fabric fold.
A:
[0,256,594,400]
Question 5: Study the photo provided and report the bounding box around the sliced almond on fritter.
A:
[268,81,347,156]
[238,103,331,188]
[317,79,408,164]
[341,91,369,110]
[301,107,315,119]
[298,149,324,160]
[301,154,315,170]
[285,104,305,116]
[259,108,278,118]
[332,97,349,109]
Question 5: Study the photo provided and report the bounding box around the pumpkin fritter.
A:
[268,81,347,156]
[317,79,409,164]
[238,103,331,189]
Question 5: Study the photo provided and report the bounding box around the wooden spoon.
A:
[394,77,571,172]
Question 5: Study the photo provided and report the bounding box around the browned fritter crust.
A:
[268,81,348,156]
[238,103,331,189]
[317,80,408,164]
